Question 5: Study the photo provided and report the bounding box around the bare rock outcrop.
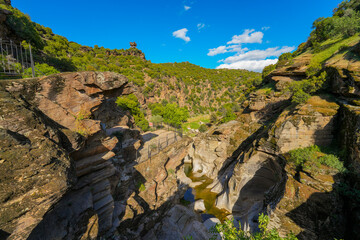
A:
[118,137,194,239]
[0,85,78,239]
[0,71,140,239]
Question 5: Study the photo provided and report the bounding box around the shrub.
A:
[210,113,218,123]
[116,94,149,131]
[287,145,346,173]
[137,182,146,192]
[210,213,297,240]
[199,124,208,133]
[150,115,163,125]
[288,71,327,104]
[319,154,346,173]
[220,104,237,123]
[23,63,59,78]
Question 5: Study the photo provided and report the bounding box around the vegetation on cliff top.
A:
[261,0,360,105]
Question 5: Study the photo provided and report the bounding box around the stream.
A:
[183,164,230,222]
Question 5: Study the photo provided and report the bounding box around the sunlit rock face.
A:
[0,72,136,239]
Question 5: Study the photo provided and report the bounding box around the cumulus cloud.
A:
[207,28,295,72]
[217,59,278,72]
[227,29,264,44]
[184,5,191,10]
[208,46,228,56]
[208,45,249,56]
[197,23,205,31]
[221,46,295,63]
[173,28,191,42]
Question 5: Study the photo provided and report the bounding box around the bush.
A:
[116,94,149,131]
[210,213,297,240]
[23,63,59,78]
[210,113,218,123]
[220,104,237,123]
[199,124,208,133]
[319,154,346,173]
[150,115,163,125]
[287,145,346,173]
[288,71,327,104]
[137,182,146,192]
[150,103,189,127]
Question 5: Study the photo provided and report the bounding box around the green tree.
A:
[116,94,149,131]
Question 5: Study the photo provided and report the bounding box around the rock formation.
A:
[0,72,138,239]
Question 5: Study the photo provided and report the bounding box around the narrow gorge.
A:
[1,0,360,239]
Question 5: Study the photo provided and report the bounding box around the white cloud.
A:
[208,45,248,57]
[227,29,264,44]
[208,28,295,72]
[208,46,228,56]
[184,5,191,10]
[197,23,205,31]
[221,46,295,63]
[217,59,278,72]
[173,28,191,42]
[262,26,270,31]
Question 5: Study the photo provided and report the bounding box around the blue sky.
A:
[13,0,340,71]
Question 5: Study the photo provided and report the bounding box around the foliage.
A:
[150,115,163,124]
[276,52,294,67]
[23,63,59,78]
[287,145,346,173]
[338,182,360,202]
[210,213,297,240]
[219,104,237,123]
[262,64,276,79]
[288,71,327,104]
[116,94,149,131]
[294,0,360,54]
[199,124,208,133]
[210,113,218,123]
[2,4,44,49]
[149,103,189,127]
[137,182,146,192]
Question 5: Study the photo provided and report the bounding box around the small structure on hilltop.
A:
[130,42,137,49]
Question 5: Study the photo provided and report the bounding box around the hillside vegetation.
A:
[262,0,360,105]
[0,2,261,119]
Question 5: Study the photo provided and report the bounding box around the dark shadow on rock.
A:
[142,133,159,143]
[255,100,291,124]
[216,100,291,198]
[0,229,10,240]
[230,156,287,232]
[285,173,346,240]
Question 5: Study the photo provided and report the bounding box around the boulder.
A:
[194,199,206,212]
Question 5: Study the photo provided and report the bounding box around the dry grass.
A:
[299,96,339,116]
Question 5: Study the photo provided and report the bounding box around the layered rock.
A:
[267,164,345,240]
[118,137,193,239]
[5,71,135,134]
[0,85,78,239]
[188,120,262,179]
[0,71,140,239]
